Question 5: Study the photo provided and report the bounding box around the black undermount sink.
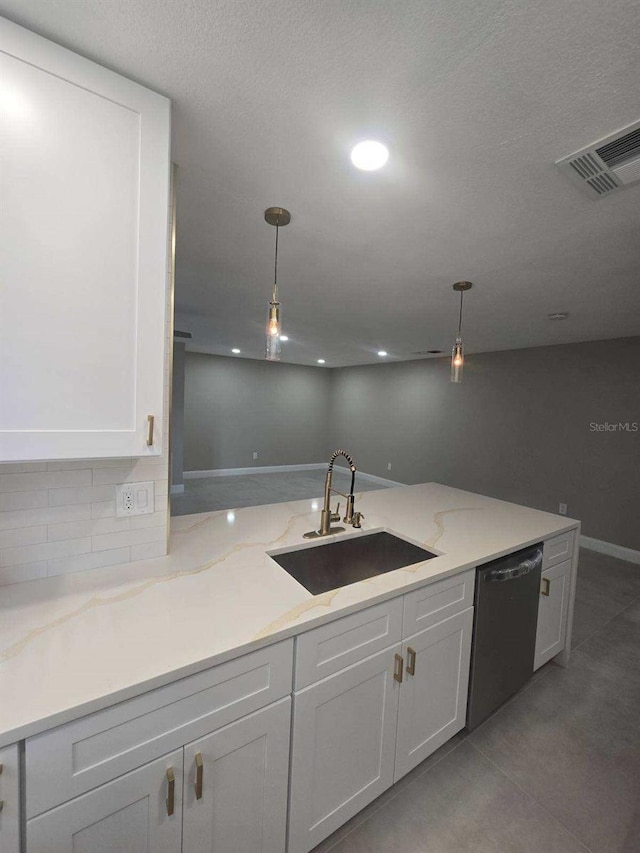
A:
[270,530,438,595]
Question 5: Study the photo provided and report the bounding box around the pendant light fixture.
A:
[451,281,473,383]
[264,206,291,361]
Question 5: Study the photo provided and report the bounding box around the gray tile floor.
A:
[312,548,640,853]
[170,469,392,516]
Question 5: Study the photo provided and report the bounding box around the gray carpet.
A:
[171,469,393,516]
[312,548,640,853]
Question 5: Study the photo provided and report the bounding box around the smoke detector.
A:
[556,120,640,198]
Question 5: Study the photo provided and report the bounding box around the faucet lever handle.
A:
[330,502,341,522]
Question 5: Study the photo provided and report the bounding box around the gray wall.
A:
[331,337,640,550]
[183,353,333,470]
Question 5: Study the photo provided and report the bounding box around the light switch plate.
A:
[116,481,155,517]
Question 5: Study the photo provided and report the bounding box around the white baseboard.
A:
[184,463,326,479]
[182,463,404,489]
[580,534,640,565]
[170,484,185,494]
[353,470,404,488]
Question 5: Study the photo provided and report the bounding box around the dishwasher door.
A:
[466,544,543,731]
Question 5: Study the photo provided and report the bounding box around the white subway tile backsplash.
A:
[0,462,48,473]
[129,510,167,530]
[47,516,132,542]
[0,490,48,512]
[0,561,48,585]
[48,484,116,506]
[91,500,117,518]
[154,479,169,497]
[131,540,167,562]
[47,547,132,577]
[155,493,169,513]
[0,469,92,493]
[91,462,168,486]
[0,537,91,568]
[0,525,48,549]
[92,525,165,553]
[0,503,92,531]
[47,458,163,471]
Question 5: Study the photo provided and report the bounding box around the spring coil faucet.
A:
[304,449,359,538]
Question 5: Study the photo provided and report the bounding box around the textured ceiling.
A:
[2,0,640,366]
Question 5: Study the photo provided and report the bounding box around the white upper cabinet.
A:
[0,18,171,461]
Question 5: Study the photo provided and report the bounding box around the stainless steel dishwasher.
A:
[466,543,543,731]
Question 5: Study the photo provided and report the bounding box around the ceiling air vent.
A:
[556,120,640,199]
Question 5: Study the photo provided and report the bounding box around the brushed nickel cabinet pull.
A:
[146,414,155,447]
[394,653,404,683]
[166,767,175,816]
[541,577,551,597]
[406,646,417,676]
[195,753,203,800]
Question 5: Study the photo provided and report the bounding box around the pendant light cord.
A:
[457,290,464,338]
[273,218,279,302]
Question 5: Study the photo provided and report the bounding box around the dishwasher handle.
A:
[485,548,542,582]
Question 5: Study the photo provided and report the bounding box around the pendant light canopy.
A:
[264,206,291,361]
[451,281,473,383]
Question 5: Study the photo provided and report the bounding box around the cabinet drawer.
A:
[295,598,402,690]
[543,530,575,569]
[403,569,475,637]
[26,639,293,817]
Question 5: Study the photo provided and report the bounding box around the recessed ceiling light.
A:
[427,349,443,354]
[231,348,241,354]
[279,335,289,342]
[350,140,389,171]
[548,312,569,321]
[377,350,388,357]
[317,359,326,364]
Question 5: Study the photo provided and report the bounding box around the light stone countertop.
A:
[0,483,579,747]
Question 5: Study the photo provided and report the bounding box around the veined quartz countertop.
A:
[0,483,579,747]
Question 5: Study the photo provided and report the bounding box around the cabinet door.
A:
[182,698,291,853]
[534,559,571,670]
[288,645,401,853]
[27,750,182,853]
[0,19,170,461]
[395,608,473,782]
[0,744,21,853]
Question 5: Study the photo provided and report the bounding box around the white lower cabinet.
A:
[288,575,476,853]
[26,699,292,853]
[534,558,571,670]
[0,744,21,853]
[182,698,291,853]
[25,641,293,853]
[395,608,473,781]
[288,645,401,853]
[27,749,183,853]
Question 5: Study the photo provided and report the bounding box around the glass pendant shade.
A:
[451,337,464,383]
[450,281,472,383]
[265,297,281,361]
[263,207,291,361]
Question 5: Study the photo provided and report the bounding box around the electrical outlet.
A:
[253,451,258,460]
[116,481,155,517]
[559,502,568,516]
[387,462,392,471]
